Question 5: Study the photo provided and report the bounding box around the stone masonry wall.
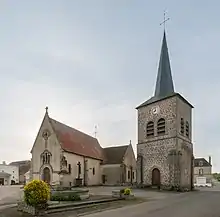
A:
[137,96,177,144]
[137,138,176,187]
[137,94,193,190]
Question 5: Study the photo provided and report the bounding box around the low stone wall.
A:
[51,188,89,200]
[17,201,46,216]
[112,190,121,198]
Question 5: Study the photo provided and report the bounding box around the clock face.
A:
[152,106,160,114]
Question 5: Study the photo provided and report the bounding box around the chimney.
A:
[209,156,211,165]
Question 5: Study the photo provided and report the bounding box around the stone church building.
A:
[136,31,194,190]
[31,108,104,187]
[30,108,136,187]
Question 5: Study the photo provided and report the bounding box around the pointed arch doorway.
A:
[152,168,161,186]
[42,167,51,184]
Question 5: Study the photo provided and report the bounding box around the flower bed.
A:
[50,188,89,201]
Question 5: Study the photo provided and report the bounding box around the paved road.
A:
[82,190,220,217]
[0,185,172,206]
[0,185,22,206]
[88,186,176,200]
[2,185,220,216]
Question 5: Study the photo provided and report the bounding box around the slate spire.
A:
[154,31,174,97]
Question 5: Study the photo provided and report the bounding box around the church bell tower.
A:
[136,30,194,190]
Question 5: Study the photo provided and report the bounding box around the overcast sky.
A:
[0,0,219,171]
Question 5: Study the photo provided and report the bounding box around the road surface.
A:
[1,185,220,216]
[83,190,220,217]
[0,185,22,206]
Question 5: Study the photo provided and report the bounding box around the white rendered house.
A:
[0,162,19,185]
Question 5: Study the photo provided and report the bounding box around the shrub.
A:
[50,192,81,201]
[24,180,50,207]
[120,188,131,195]
[124,188,131,195]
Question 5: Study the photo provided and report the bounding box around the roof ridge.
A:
[49,117,97,141]
[104,145,129,149]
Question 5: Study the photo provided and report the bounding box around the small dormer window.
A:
[180,118,184,134]
[146,121,154,137]
[199,161,203,167]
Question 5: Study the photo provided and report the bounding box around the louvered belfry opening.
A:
[146,121,154,137]
[157,118,165,135]
[180,118,184,134]
[186,121,189,137]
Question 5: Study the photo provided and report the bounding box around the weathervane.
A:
[160,10,170,30]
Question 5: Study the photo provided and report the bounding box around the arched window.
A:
[157,118,165,135]
[68,164,72,174]
[180,118,184,134]
[186,121,189,137]
[146,121,154,137]
[41,151,52,165]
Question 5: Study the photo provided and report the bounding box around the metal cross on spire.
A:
[45,106,48,114]
[94,125,98,138]
[160,10,170,30]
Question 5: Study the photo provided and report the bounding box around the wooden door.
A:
[43,167,50,184]
[152,168,160,186]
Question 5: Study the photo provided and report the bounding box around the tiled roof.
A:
[49,118,103,160]
[103,145,128,164]
[194,158,211,167]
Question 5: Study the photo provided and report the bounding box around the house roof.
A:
[103,145,128,164]
[9,160,30,166]
[136,92,194,109]
[19,163,31,175]
[0,172,11,177]
[194,158,211,167]
[9,160,31,175]
[49,118,103,160]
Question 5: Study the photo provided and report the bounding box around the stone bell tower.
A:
[136,31,194,191]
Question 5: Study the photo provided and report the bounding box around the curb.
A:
[0,203,17,210]
[47,198,123,213]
